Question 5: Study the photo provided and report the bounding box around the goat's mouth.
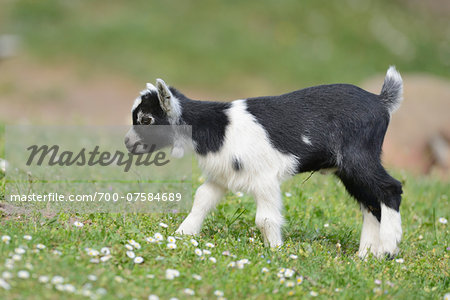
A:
[124,140,152,154]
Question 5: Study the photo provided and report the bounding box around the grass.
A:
[0,163,449,299]
[2,0,450,95]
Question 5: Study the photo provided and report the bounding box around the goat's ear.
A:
[156,78,176,114]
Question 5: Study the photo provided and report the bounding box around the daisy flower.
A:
[15,247,26,254]
[12,254,22,261]
[222,251,231,256]
[209,257,217,263]
[64,284,76,293]
[205,242,215,248]
[52,250,62,256]
[195,248,203,256]
[261,267,269,273]
[296,276,304,285]
[126,251,136,259]
[203,249,211,255]
[38,275,49,283]
[165,269,180,280]
[289,254,298,260]
[439,217,448,224]
[310,291,318,297]
[324,223,330,228]
[23,235,32,241]
[159,222,169,228]
[36,244,46,250]
[192,274,202,280]
[51,276,64,284]
[183,288,195,296]
[190,239,199,246]
[134,257,144,264]
[0,279,11,290]
[167,243,177,249]
[87,249,99,257]
[235,192,244,197]
[227,262,236,268]
[88,274,97,281]
[214,290,224,297]
[2,235,11,244]
[395,258,404,263]
[148,295,159,300]
[125,244,133,251]
[101,247,110,255]
[2,272,12,279]
[17,270,30,279]
[154,233,164,241]
[285,192,292,197]
[286,281,295,288]
[284,269,295,278]
[128,239,141,249]
[73,221,84,228]
[167,236,176,243]
[146,237,156,243]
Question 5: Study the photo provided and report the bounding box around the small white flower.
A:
[125,244,133,251]
[23,235,32,241]
[159,222,169,228]
[284,269,295,278]
[205,242,214,248]
[17,270,30,279]
[214,290,224,297]
[101,255,112,262]
[134,256,144,264]
[126,251,136,259]
[87,249,99,257]
[154,233,164,241]
[101,247,110,255]
[190,239,198,246]
[51,276,64,284]
[148,295,159,300]
[285,192,292,197]
[222,251,230,256]
[167,243,177,249]
[335,288,342,292]
[374,279,382,285]
[195,248,203,256]
[38,275,49,283]
[2,272,12,279]
[439,217,448,224]
[444,293,450,300]
[73,221,84,228]
[167,236,176,243]
[289,254,298,260]
[203,249,211,255]
[146,237,156,243]
[128,239,141,249]
[279,278,286,284]
[114,276,124,283]
[88,274,97,281]
[0,278,11,290]
[12,254,22,261]
[261,267,269,273]
[209,257,217,263]
[36,243,46,250]
[2,235,11,244]
[227,262,236,268]
[235,192,244,197]
[165,269,180,280]
[310,291,318,297]
[192,274,202,280]
[296,276,304,285]
[90,258,100,263]
[15,247,26,254]
[52,250,62,256]
[183,288,195,296]
[286,281,295,288]
[324,223,329,228]
[248,237,255,243]
[64,284,76,293]
[395,258,404,263]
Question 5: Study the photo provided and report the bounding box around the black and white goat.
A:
[125,66,404,258]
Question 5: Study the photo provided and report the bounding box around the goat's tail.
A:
[379,66,403,114]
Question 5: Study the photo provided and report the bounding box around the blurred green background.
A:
[1,0,449,93]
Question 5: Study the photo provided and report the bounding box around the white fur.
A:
[379,203,402,256]
[156,78,182,123]
[358,205,381,258]
[177,99,298,247]
[385,66,403,115]
[302,135,312,146]
[131,97,142,113]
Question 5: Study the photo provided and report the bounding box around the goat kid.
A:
[125,66,404,259]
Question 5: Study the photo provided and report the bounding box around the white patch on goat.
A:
[301,135,312,146]
[379,203,402,256]
[358,205,381,258]
[193,99,298,247]
[131,97,142,113]
[385,66,403,115]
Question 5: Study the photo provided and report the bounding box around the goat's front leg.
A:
[253,185,284,247]
[176,181,225,235]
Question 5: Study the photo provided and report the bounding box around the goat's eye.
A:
[141,116,153,125]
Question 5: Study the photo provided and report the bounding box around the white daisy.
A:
[126,251,136,259]
[101,247,110,255]
[167,236,176,243]
[167,243,177,249]
[15,247,26,254]
[286,281,295,288]
[154,233,164,241]
[324,223,329,228]
[148,295,159,300]
[214,290,224,297]
[261,267,269,273]
[87,249,99,257]
[165,269,180,280]
[205,242,215,248]
[0,279,11,290]
[88,274,97,281]
[51,276,64,284]
[1,235,11,244]
[227,262,236,268]
[296,276,304,285]
[190,239,198,246]
[146,237,156,243]
[134,256,144,264]
[12,254,22,261]
[395,258,404,263]
[235,192,244,197]
[195,248,203,256]
[128,239,141,249]
[125,244,133,251]
[159,222,169,228]
[310,291,318,297]
[203,249,211,255]
[38,275,49,283]
[192,274,202,281]
[439,217,448,224]
[289,254,298,260]
[285,192,292,197]
[52,250,62,256]
[2,272,12,279]
[209,257,217,263]
[284,269,295,278]
[183,288,195,296]
[64,284,76,293]
[36,244,46,250]
[73,221,84,228]
[17,270,30,279]
[23,235,32,241]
